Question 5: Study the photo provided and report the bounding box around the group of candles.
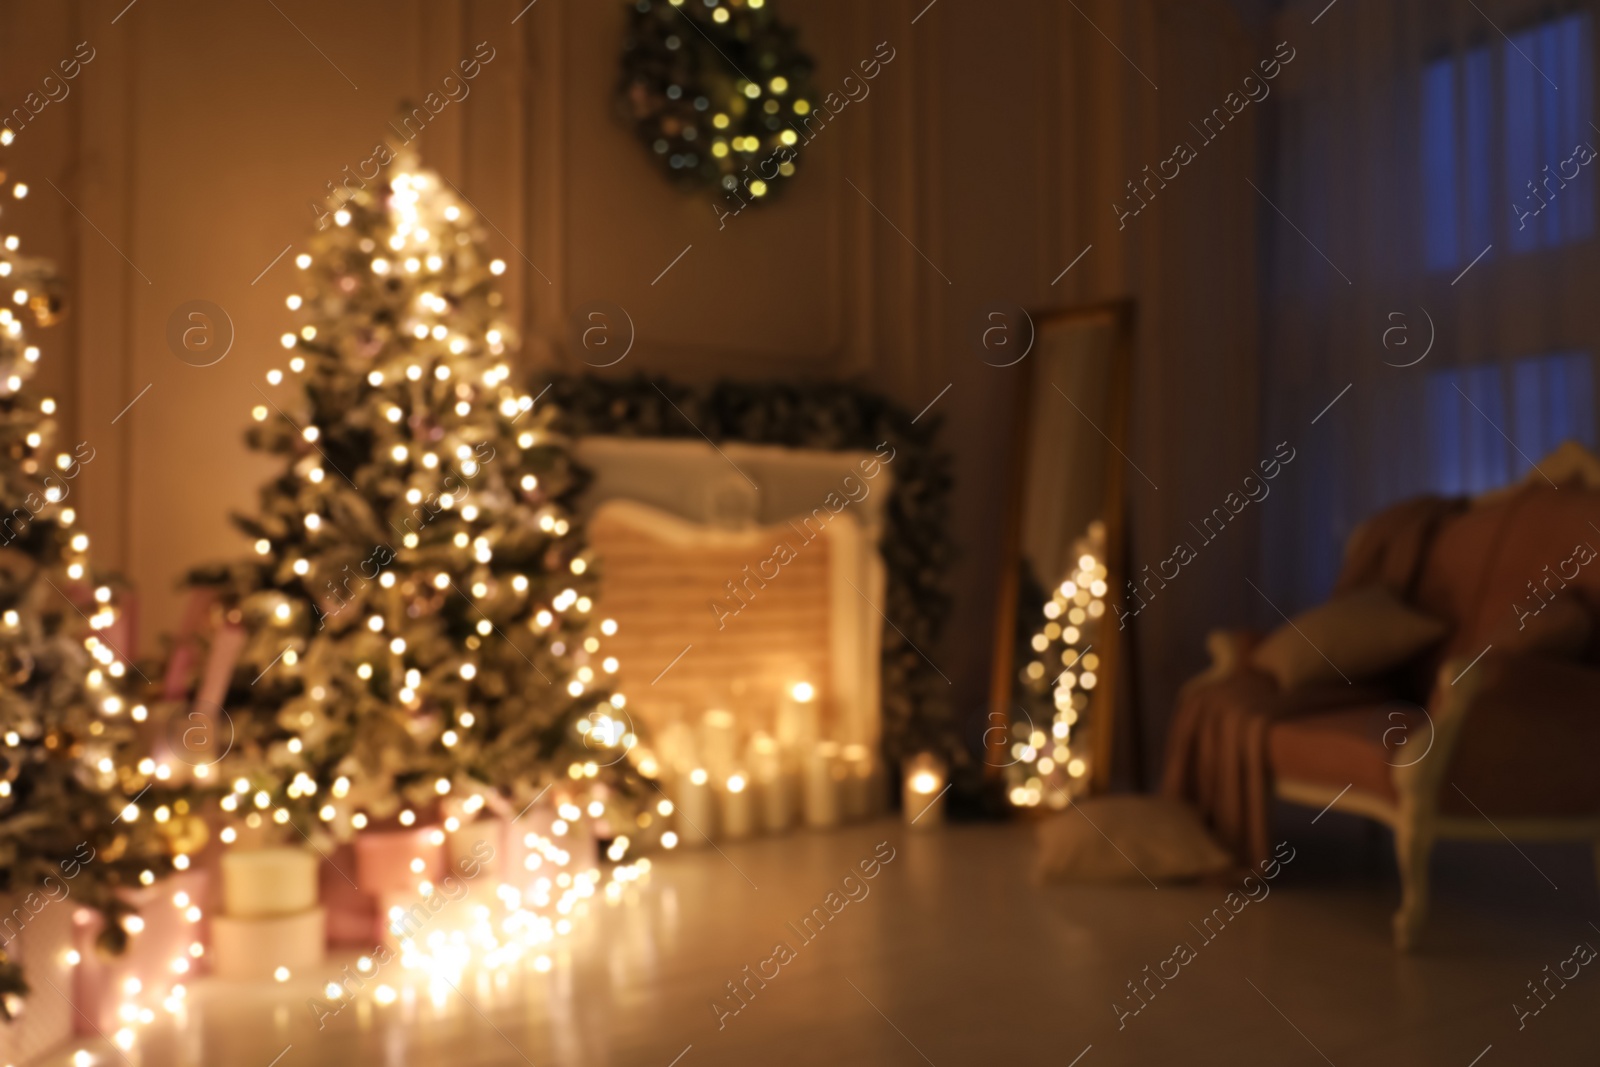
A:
[647,683,946,844]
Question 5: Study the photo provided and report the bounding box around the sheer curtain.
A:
[1258,0,1600,609]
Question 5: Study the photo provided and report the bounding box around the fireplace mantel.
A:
[574,436,891,752]
[574,437,892,537]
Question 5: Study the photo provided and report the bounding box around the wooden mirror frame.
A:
[985,299,1140,794]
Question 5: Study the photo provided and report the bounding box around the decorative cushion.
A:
[1251,585,1446,691]
[1490,593,1593,660]
[1035,795,1232,884]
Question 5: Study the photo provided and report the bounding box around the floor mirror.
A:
[987,300,1140,802]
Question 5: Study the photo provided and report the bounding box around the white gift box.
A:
[0,894,76,1066]
[210,908,326,982]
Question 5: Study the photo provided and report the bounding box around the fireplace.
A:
[575,436,892,832]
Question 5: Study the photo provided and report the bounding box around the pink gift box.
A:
[500,804,598,893]
[321,843,377,948]
[353,828,444,897]
[0,895,77,1065]
[72,870,210,1036]
[160,589,217,702]
[343,824,522,945]
[447,819,506,883]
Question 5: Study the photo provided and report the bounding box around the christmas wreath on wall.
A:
[545,374,990,805]
[617,0,816,202]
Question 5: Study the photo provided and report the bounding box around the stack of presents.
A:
[0,597,624,1065]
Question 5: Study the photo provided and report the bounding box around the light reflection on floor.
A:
[42,851,667,1067]
[32,817,1600,1066]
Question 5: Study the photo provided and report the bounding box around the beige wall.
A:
[0,0,1260,775]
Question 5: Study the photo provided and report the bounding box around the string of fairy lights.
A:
[1007,541,1108,808]
[343,810,656,1009]
[0,165,183,1054]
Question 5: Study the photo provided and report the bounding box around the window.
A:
[1422,11,1593,270]
[1427,350,1595,494]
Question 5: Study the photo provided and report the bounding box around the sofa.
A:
[1164,481,1600,949]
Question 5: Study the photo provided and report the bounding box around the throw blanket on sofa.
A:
[1161,671,1395,864]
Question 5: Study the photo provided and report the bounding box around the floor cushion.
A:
[1036,795,1233,884]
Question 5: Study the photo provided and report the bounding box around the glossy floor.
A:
[42,810,1600,1065]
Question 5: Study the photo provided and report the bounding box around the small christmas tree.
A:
[0,171,174,1009]
[192,150,637,840]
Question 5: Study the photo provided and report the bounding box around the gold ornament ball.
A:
[160,812,210,856]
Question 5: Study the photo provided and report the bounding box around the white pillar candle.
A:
[221,847,319,918]
[768,769,798,834]
[804,742,843,829]
[902,753,947,830]
[749,734,793,833]
[659,720,697,776]
[777,681,821,755]
[720,773,756,840]
[701,709,739,781]
[841,744,874,822]
[674,767,717,846]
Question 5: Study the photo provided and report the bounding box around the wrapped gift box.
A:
[0,896,77,1066]
[353,828,445,896]
[497,813,538,888]
[321,843,377,948]
[219,848,317,918]
[208,847,324,982]
[73,869,209,1037]
[210,909,326,982]
[448,819,505,883]
[501,804,596,894]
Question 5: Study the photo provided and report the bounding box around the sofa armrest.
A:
[1403,652,1600,818]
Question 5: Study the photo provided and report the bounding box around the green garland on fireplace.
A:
[544,373,973,798]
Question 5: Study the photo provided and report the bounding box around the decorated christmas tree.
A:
[190,149,639,843]
[0,171,175,1009]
